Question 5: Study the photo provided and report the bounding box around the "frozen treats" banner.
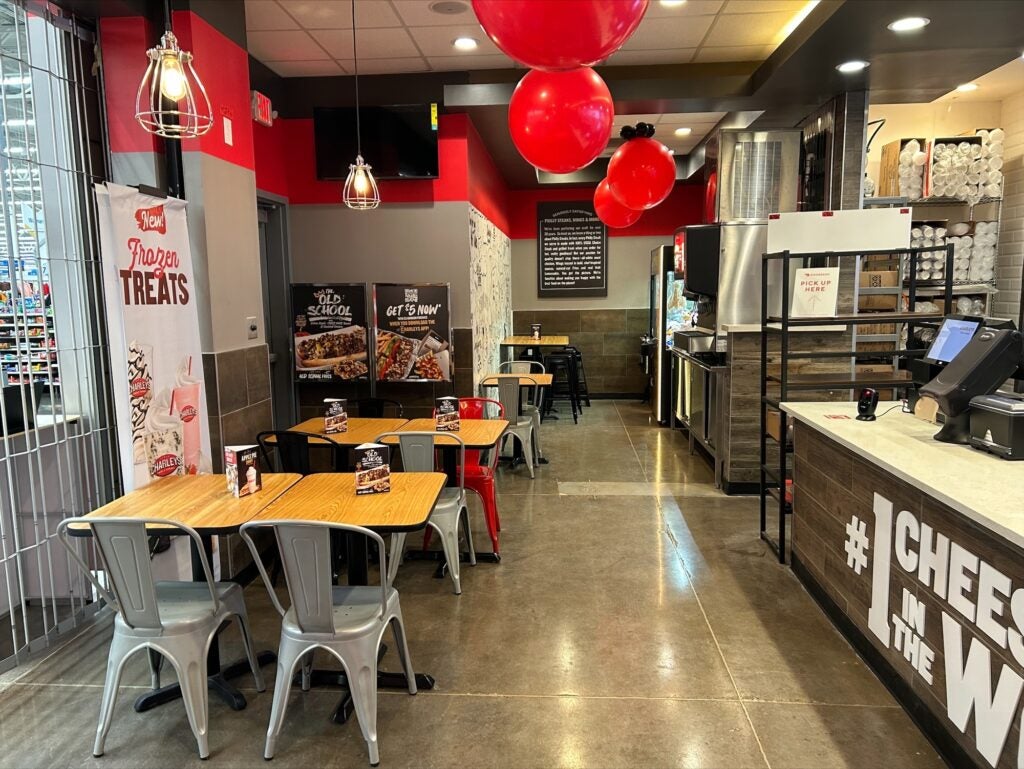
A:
[96,183,212,492]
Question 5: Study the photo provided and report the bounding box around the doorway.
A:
[257,199,294,430]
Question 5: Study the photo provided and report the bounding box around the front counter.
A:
[783,401,1024,769]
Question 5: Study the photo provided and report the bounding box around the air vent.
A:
[730,140,782,220]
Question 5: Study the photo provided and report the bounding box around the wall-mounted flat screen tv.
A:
[314,104,439,181]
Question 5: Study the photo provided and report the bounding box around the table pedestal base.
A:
[134,650,276,713]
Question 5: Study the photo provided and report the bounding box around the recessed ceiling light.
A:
[887,17,929,32]
[674,127,692,137]
[659,0,687,7]
[836,60,869,73]
[429,1,469,15]
[453,36,478,51]
[956,82,979,92]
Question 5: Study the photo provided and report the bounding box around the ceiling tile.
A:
[426,54,514,71]
[409,24,504,57]
[247,30,329,61]
[692,44,775,62]
[642,0,724,18]
[277,0,402,29]
[722,0,809,13]
[336,57,432,74]
[311,27,420,59]
[264,59,345,77]
[245,1,299,30]
[702,10,794,46]
[604,49,696,66]
[391,0,479,26]
[621,14,715,50]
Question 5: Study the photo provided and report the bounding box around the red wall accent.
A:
[172,11,254,171]
[280,114,470,205]
[98,17,161,155]
[466,118,510,235]
[253,119,289,197]
[507,183,703,239]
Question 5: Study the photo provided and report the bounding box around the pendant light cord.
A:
[351,0,362,156]
[164,0,172,32]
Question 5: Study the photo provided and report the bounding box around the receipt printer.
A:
[969,393,1024,460]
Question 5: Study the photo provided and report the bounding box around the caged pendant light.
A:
[135,1,213,139]
[342,0,380,210]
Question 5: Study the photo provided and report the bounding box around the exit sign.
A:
[252,90,273,127]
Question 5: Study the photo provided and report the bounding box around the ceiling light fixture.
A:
[673,127,692,137]
[956,82,979,92]
[343,0,380,210]
[659,0,687,7]
[453,36,478,51]
[836,60,869,73]
[135,0,212,139]
[887,17,929,32]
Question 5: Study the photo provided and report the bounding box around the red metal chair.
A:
[424,397,504,555]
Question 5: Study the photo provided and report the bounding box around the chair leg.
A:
[93,633,134,757]
[461,506,477,566]
[386,532,407,588]
[521,431,535,479]
[531,410,544,460]
[165,641,211,759]
[342,651,380,766]
[478,487,500,552]
[432,518,462,595]
[234,607,266,693]
[264,635,308,760]
[388,611,417,695]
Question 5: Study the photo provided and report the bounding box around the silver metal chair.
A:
[496,376,539,478]
[375,431,475,594]
[499,360,546,461]
[239,521,416,766]
[56,517,264,760]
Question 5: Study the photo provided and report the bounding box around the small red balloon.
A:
[594,178,642,229]
[607,137,676,211]
[508,68,613,174]
[472,0,648,71]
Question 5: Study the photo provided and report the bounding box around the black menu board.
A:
[292,283,369,382]
[537,201,607,298]
[372,283,452,382]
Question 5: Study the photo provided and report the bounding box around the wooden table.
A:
[500,335,569,362]
[81,473,302,714]
[253,472,446,723]
[390,417,509,448]
[480,373,553,388]
[272,417,408,446]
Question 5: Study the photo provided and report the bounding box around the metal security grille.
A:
[729,140,783,220]
[0,0,118,671]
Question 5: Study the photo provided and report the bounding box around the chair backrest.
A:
[57,517,218,630]
[459,398,504,468]
[497,376,533,421]
[375,431,465,492]
[256,431,342,475]
[353,398,403,418]
[240,520,388,632]
[499,360,545,374]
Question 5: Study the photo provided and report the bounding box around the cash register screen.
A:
[925,318,981,364]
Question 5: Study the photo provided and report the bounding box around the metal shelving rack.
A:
[758,246,955,563]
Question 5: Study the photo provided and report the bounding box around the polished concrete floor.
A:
[0,401,943,768]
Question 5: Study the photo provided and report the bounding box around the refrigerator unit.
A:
[649,245,698,423]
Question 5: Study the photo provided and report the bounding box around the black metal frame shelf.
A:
[759,245,955,564]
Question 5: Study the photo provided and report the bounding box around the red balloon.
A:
[508,68,613,174]
[473,0,648,70]
[607,137,676,210]
[594,178,641,229]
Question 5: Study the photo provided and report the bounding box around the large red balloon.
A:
[473,0,648,70]
[594,178,641,229]
[607,137,676,211]
[508,68,613,174]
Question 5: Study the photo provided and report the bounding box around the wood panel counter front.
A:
[782,401,1024,769]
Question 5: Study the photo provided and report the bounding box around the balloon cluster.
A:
[475,1,672,229]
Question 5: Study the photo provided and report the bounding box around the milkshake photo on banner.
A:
[96,182,213,579]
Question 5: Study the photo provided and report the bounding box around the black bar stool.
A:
[564,346,591,407]
[543,351,580,424]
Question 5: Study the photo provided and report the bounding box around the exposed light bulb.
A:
[352,167,370,194]
[159,54,187,101]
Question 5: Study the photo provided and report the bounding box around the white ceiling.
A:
[606,111,728,156]
[933,57,1024,103]
[245,0,817,76]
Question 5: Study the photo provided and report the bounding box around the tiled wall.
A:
[294,328,476,421]
[203,344,273,473]
[512,309,647,396]
[995,89,1023,322]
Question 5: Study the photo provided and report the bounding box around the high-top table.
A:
[499,334,569,363]
[253,472,446,724]
[80,473,302,713]
[479,372,554,388]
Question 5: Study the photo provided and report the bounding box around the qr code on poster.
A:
[405,288,418,303]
